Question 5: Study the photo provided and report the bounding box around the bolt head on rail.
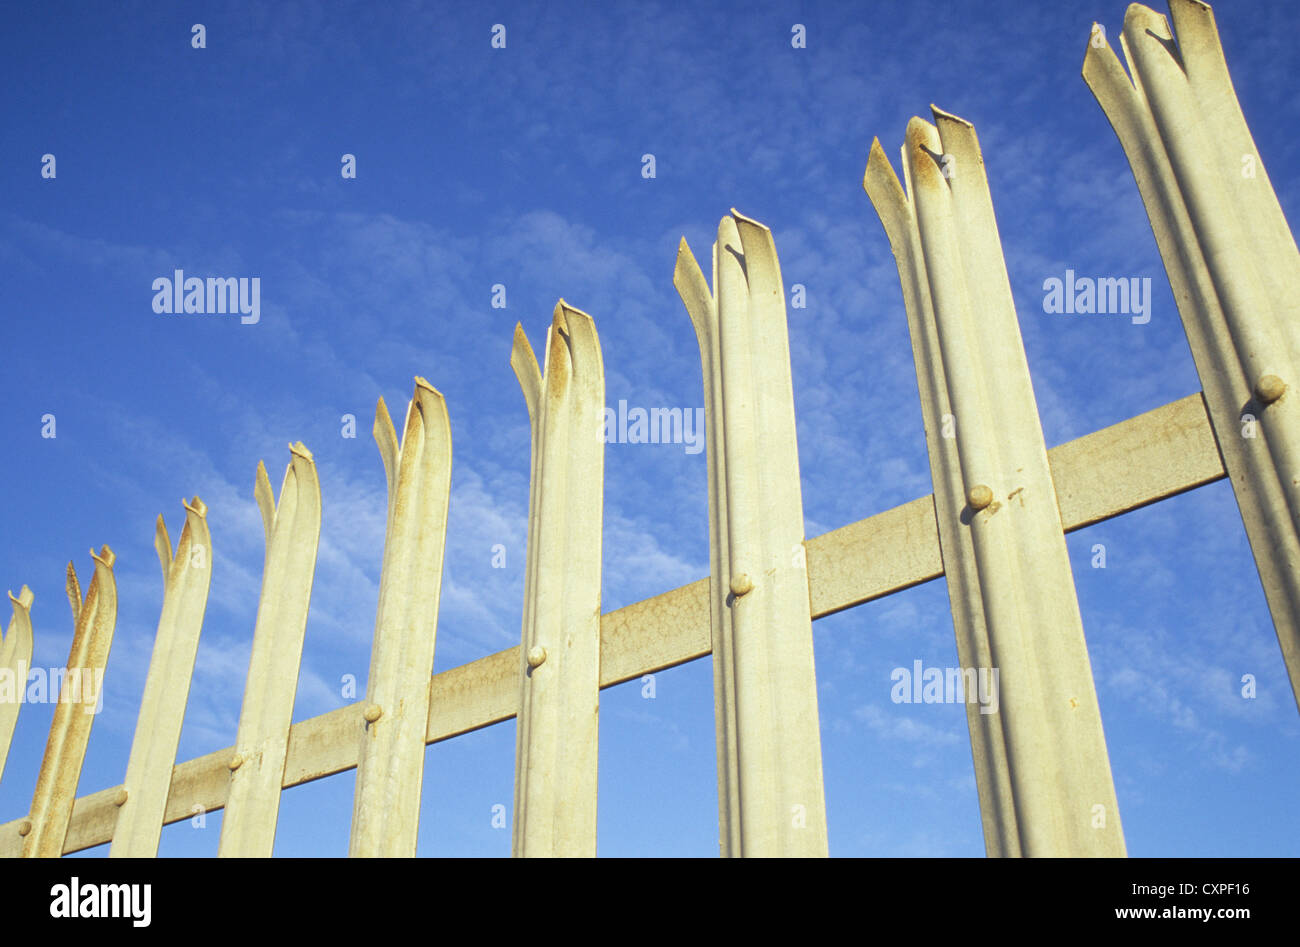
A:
[729,574,754,597]
[968,485,994,511]
[1255,374,1286,406]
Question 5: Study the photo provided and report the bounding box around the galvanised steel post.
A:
[510,302,604,857]
[1085,0,1300,712]
[22,549,117,858]
[110,499,212,857]
[0,586,33,782]
[865,110,1125,857]
[676,212,829,857]
[350,379,452,857]
[219,444,321,858]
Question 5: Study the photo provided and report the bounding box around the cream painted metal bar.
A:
[217,445,321,858]
[676,213,828,857]
[0,586,34,781]
[866,110,1126,857]
[349,380,452,857]
[1083,0,1300,711]
[109,500,212,857]
[674,238,739,856]
[0,392,1226,857]
[510,302,604,857]
[865,137,1015,856]
[20,549,117,858]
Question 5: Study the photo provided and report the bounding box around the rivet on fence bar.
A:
[348,378,452,858]
[109,497,212,858]
[218,444,321,858]
[1255,375,1286,406]
[0,586,34,782]
[865,109,1126,857]
[22,548,117,858]
[676,212,829,857]
[510,301,604,857]
[1084,0,1300,711]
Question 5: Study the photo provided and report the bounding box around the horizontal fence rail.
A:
[0,391,1227,856]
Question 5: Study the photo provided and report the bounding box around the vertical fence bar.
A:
[675,212,828,857]
[1083,0,1300,712]
[218,444,321,858]
[349,379,452,857]
[21,549,117,857]
[865,142,1017,856]
[109,498,212,857]
[865,109,1126,857]
[0,586,34,782]
[675,239,739,857]
[510,301,604,857]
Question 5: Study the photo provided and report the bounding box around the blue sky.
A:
[2,0,1298,857]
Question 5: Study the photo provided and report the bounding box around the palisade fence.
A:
[1,0,1297,857]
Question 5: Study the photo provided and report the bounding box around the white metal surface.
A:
[349,380,452,857]
[1084,0,1300,712]
[676,213,829,857]
[510,302,605,857]
[21,549,117,858]
[865,110,1125,857]
[218,445,321,858]
[109,499,213,857]
[0,586,33,782]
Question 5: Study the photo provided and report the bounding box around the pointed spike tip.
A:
[551,299,570,331]
[729,207,769,232]
[930,104,972,128]
[864,137,890,189]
